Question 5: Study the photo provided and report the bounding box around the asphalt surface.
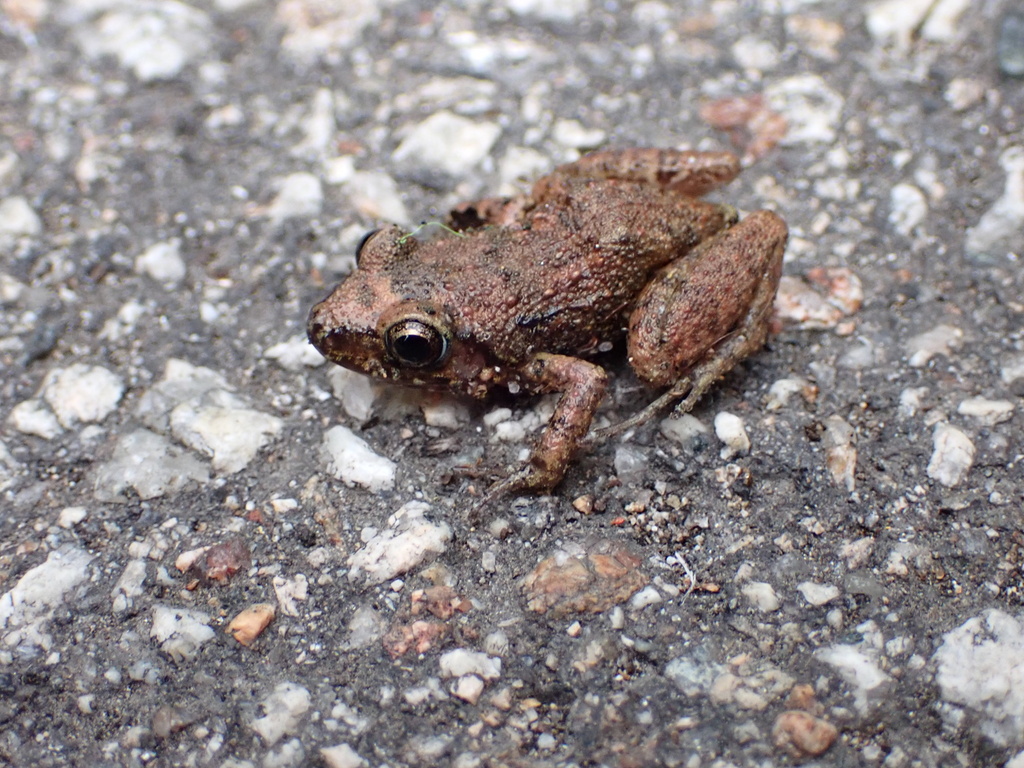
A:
[1,1,1023,767]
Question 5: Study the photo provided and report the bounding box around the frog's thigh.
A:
[627,210,788,388]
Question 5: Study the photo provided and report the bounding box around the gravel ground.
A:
[1,1,1023,766]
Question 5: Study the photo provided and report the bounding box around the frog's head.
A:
[307,226,491,396]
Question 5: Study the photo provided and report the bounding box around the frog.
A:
[307,147,788,499]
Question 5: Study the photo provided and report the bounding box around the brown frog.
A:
[307,148,787,498]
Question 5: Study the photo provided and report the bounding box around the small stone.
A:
[999,10,1024,77]
[321,425,396,492]
[42,364,125,428]
[629,585,663,611]
[92,429,210,502]
[0,196,42,237]
[934,610,1024,747]
[345,171,410,225]
[866,0,934,48]
[57,506,88,528]
[347,502,452,585]
[714,412,750,459]
[764,74,843,146]
[814,644,893,715]
[772,710,838,758]
[328,367,381,424]
[957,397,1014,426]
[266,172,323,224]
[273,574,308,617]
[659,413,709,448]
[7,399,63,439]
[251,682,311,747]
[135,239,186,285]
[421,398,470,429]
[320,743,368,768]
[451,675,486,704]
[927,423,975,487]
[523,540,649,617]
[613,444,648,483]
[905,324,963,367]
[506,0,589,22]
[150,605,215,662]
[741,581,780,613]
[76,2,214,81]
[551,119,606,149]
[765,378,816,411]
[151,705,192,739]
[888,183,927,236]
[823,415,857,492]
[0,547,94,656]
[265,335,326,371]
[171,402,283,475]
[439,649,502,681]
[227,604,276,647]
[965,146,1024,263]
[393,112,500,177]
[797,581,840,606]
[189,537,251,583]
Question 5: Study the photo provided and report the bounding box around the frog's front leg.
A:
[485,353,607,499]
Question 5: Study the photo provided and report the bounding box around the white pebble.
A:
[552,119,606,149]
[321,425,396,492]
[264,334,326,371]
[76,3,214,82]
[92,428,210,502]
[42,364,125,428]
[267,172,323,224]
[251,682,311,746]
[888,183,928,236]
[905,324,963,367]
[714,412,750,459]
[150,605,215,662]
[451,675,485,704]
[135,239,186,285]
[347,502,452,584]
[659,413,709,445]
[421,398,470,429]
[927,423,975,487]
[0,196,42,237]
[965,146,1024,261]
[797,581,840,606]
[0,546,94,656]
[957,398,1014,426]
[765,74,843,145]
[629,585,663,611]
[58,506,88,528]
[328,367,380,424]
[393,112,500,177]
[439,648,502,680]
[171,402,283,475]
[320,743,368,768]
[7,399,63,439]
[345,171,410,225]
[741,581,780,612]
[507,0,589,21]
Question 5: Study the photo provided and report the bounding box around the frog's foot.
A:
[481,461,561,502]
[581,377,692,448]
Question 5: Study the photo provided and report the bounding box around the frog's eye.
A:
[384,318,450,369]
[355,229,381,262]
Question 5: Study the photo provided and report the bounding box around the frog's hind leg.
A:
[534,148,742,202]
[584,210,787,445]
